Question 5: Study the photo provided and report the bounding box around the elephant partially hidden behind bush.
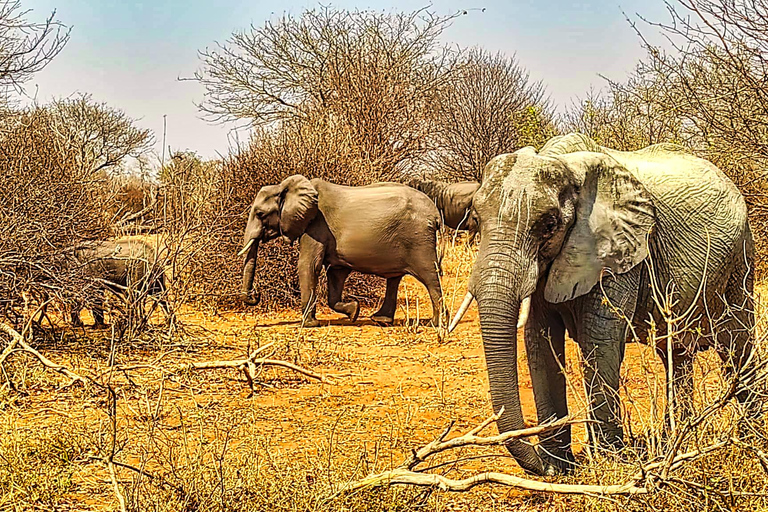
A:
[407,178,480,238]
[69,237,170,327]
[239,175,446,327]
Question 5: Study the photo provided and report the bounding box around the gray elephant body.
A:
[71,238,169,327]
[240,176,445,327]
[468,133,754,475]
[407,179,480,235]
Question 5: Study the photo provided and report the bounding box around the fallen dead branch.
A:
[0,321,86,386]
[344,406,748,497]
[401,407,587,470]
[167,341,332,392]
[349,468,647,495]
[346,408,647,496]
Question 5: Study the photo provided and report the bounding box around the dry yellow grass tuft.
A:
[0,240,766,511]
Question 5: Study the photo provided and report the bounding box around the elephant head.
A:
[239,175,319,305]
[466,147,654,475]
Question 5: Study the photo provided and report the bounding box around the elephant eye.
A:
[540,213,559,237]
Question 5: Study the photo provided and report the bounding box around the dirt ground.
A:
[0,243,748,511]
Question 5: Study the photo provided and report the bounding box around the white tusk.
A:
[448,292,474,333]
[237,238,255,257]
[517,297,531,329]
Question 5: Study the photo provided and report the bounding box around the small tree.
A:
[47,95,154,174]
[197,7,461,180]
[427,48,556,181]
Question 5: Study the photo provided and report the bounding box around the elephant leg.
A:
[372,276,402,324]
[410,264,446,328]
[297,236,324,328]
[327,266,358,321]
[157,298,172,321]
[152,276,173,324]
[70,304,84,327]
[577,269,640,451]
[525,294,571,472]
[92,294,107,328]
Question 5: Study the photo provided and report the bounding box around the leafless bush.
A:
[197,7,461,180]
[0,98,153,333]
[47,94,154,173]
[0,0,68,92]
[427,48,557,181]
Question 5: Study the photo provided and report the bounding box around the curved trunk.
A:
[475,240,544,475]
[241,238,260,304]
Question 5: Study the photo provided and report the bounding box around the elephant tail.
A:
[436,219,446,277]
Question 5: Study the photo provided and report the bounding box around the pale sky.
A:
[25,0,671,160]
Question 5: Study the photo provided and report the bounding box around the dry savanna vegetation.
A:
[2,1,768,511]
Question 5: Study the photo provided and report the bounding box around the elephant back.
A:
[74,237,158,287]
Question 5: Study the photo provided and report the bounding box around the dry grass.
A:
[1,241,766,511]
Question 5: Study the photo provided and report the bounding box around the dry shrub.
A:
[0,98,152,330]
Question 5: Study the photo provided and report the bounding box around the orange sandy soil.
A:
[0,246,744,511]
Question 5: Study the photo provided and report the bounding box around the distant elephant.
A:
[450,133,754,475]
[70,238,170,327]
[239,175,446,327]
[407,179,479,237]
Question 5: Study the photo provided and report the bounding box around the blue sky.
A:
[25,0,671,159]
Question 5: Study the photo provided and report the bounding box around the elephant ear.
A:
[544,152,655,303]
[278,175,319,241]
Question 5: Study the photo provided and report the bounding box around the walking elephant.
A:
[407,179,479,237]
[239,175,446,327]
[70,238,170,327]
[450,133,754,475]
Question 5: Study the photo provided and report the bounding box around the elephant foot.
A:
[346,301,360,322]
[301,318,321,328]
[334,301,359,322]
[371,314,394,324]
[535,445,575,475]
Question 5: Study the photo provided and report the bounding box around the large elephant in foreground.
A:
[407,179,480,236]
[239,175,445,327]
[452,133,754,475]
[70,238,169,327]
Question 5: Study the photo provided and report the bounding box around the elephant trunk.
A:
[474,239,544,475]
[240,237,261,306]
